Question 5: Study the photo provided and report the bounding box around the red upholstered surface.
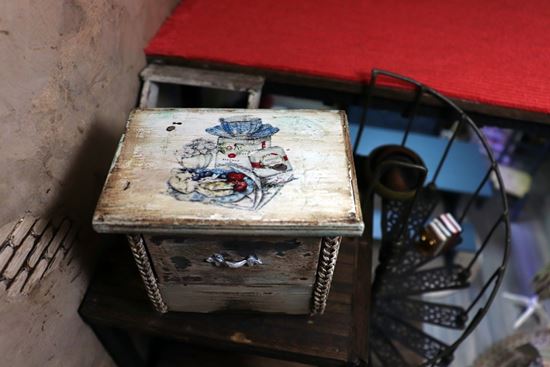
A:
[146,0,550,114]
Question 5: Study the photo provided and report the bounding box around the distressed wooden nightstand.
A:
[93,109,363,315]
[79,234,372,367]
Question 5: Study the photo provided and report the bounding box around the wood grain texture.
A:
[145,236,320,285]
[79,237,366,366]
[93,109,363,237]
[140,64,265,93]
[139,64,264,109]
[160,284,313,314]
[155,342,314,367]
[144,236,321,313]
[350,181,373,363]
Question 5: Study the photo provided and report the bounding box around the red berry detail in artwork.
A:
[228,153,236,158]
[227,172,246,182]
[233,181,248,192]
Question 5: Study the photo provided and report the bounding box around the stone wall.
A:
[0,0,178,365]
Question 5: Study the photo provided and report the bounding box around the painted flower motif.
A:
[168,170,198,194]
[167,117,294,211]
[179,138,217,158]
[205,116,279,139]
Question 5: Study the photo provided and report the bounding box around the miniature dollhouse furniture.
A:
[92,109,363,315]
[84,109,369,366]
[79,234,372,367]
[139,64,264,109]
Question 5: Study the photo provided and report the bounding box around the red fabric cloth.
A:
[146,0,550,114]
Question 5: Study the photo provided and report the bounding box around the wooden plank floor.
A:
[80,236,368,366]
[155,340,315,366]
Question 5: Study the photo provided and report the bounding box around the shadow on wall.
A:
[44,116,123,274]
[0,117,127,367]
[45,116,121,224]
[0,118,123,298]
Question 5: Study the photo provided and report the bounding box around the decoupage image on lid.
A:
[169,115,293,210]
[93,109,363,237]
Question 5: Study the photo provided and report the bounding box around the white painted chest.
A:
[93,109,363,314]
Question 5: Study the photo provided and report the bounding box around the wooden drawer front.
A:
[144,236,321,287]
[144,236,321,313]
[158,283,313,314]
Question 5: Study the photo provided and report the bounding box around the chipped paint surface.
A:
[94,109,364,236]
[145,235,321,313]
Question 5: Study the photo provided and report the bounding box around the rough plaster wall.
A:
[0,0,177,221]
[0,0,178,366]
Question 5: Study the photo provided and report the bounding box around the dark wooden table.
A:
[79,236,371,367]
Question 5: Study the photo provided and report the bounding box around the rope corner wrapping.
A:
[126,234,168,313]
[311,236,342,315]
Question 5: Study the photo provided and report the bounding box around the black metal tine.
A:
[366,160,409,276]
[367,158,428,243]
[377,265,469,297]
[444,265,508,362]
[443,229,510,363]
[377,297,467,329]
[384,161,428,242]
[465,267,503,314]
[373,159,428,244]
[370,326,409,367]
[370,159,427,295]
[374,69,425,88]
[375,68,507,218]
[426,308,489,367]
[367,69,511,367]
[378,187,441,275]
[458,165,495,224]
[496,130,519,164]
[465,116,509,215]
[353,71,378,154]
[369,159,427,202]
[430,114,466,186]
[401,86,425,147]
[376,313,449,361]
[363,154,399,203]
[464,214,505,274]
[420,351,455,367]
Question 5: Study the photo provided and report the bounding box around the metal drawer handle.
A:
[205,253,263,268]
